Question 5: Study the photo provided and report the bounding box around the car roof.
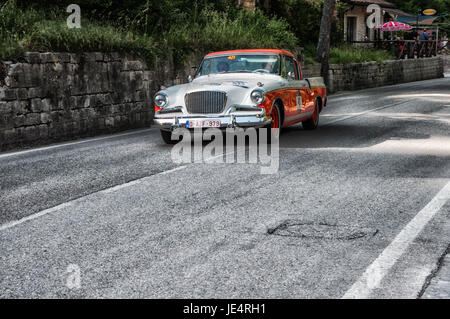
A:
[205,49,295,58]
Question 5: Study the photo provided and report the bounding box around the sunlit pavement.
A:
[0,77,449,298]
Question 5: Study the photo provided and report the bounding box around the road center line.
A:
[0,165,187,232]
[323,100,411,126]
[0,149,234,231]
[0,202,73,232]
[0,128,154,160]
[342,180,450,299]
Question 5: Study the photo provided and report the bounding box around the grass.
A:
[329,46,395,64]
[0,0,395,66]
[25,21,156,60]
[302,44,395,65]
[0,0,297,65]
[0,0,156,61]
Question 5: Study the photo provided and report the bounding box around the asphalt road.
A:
[1,77,449,299]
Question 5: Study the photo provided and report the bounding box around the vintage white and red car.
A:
[154,49,327,144]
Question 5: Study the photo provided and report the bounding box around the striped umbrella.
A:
[375,21,413,31]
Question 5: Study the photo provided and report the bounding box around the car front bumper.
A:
[154,112,272,131]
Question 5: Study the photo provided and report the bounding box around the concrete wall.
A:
[302,57,444,93]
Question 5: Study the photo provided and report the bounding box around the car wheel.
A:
[302,100,319,130]
[260,103,281,144]
[160,130,180,144]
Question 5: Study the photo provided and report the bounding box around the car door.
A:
[283,56,301,119]
[284,56,309,124]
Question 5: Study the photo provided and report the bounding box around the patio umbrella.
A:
[375,21,413,31]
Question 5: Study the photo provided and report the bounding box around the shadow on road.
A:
[280,123,431,150]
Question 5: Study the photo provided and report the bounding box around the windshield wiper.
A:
[218,70,252,74]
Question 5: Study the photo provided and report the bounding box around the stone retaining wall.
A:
[0,52,158,151]
[443,55,450,73]
[302,57,444,93]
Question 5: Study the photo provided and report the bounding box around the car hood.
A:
[162,73,285,108]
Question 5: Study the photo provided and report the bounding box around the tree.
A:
[316,0,336,86]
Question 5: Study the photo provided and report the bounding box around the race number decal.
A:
[296,91,302,112]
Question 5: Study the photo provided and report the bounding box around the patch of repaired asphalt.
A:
[268,220,379,240]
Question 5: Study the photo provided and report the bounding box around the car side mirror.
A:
[288,71,296,80]
[187,75,193,83]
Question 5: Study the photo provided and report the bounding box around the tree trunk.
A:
[316,0,336,86]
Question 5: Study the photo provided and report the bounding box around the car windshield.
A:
[196,54,280,77]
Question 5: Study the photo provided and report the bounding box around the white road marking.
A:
[202,151,236,163]
[343,180,450,299]
[0,202,73,232]
[0,149,233,231]
[155,165,187,176]
[323,100,410,126]
[101,165,187,194]
[0,128,154,160]
[0,165,187,232]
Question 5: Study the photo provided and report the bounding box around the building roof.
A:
[205,49,295,57]
[345,0,395,8]
[383,7,415,18]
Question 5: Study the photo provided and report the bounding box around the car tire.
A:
[160,129,180,144]
[302,100,319,130]
[261,103,281,144]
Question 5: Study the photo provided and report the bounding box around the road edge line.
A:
[342,180,450,299]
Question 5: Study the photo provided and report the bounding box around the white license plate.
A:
[186,120,221,128]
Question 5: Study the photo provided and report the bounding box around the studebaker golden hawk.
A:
[153,49,327,144]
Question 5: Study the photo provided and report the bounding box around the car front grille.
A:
[185,91,227,114]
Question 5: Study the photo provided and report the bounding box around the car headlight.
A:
[154,93,168,108]
[250,89,265,105]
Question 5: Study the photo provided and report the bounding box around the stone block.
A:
[38,124,49,138]
[3,128,18,143]
[82,53,97,62]
[24,125,38,141]
[40,113,50,124]
[1,89,17,101]
[58,53,71,63]
[94,52,104,62]
[31,99,43,113]
[25,113,40,126]
[14,115,26,127]
[28,87,43,99]
[40,52,57,63]
[17,88,28,100]
[24,52,41,64]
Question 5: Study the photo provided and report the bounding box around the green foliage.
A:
[0,0,297,65]
[0,0,156,61]
[389,0,449,15]
[25,21,155,60]
[0,0,401,66]
[260,0,345,46]
[302,44,395,64]
[164,9,297,59]
[329,46,395,64]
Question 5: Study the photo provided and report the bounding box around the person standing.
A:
[419,31,430,57]
[440,32,449,54]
